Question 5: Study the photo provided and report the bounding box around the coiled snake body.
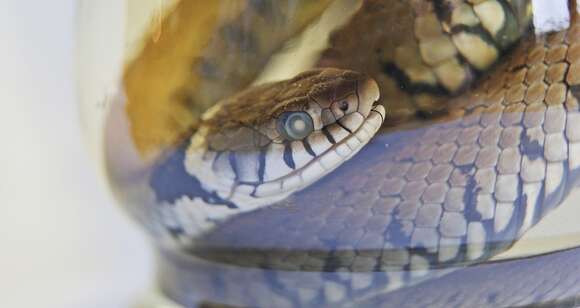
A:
[118,0,580,306]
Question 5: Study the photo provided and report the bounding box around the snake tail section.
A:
[318,0,533,124]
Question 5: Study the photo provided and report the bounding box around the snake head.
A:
[274,68,382,143]
[185,68,385,209]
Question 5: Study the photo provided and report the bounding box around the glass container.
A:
[77,1,580,306]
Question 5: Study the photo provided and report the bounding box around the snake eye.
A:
[277,111,314,140]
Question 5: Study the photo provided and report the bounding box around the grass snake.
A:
[110,0,580,306]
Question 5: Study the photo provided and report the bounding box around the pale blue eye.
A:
[278,111,314,140]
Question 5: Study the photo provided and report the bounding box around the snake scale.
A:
[112,0,580,307]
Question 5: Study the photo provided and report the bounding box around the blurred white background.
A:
[0,1,153,307]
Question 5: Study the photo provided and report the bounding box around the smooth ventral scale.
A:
[76,0,580,307]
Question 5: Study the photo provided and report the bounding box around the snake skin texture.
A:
[317,0,532,123]
[147,8,580,307]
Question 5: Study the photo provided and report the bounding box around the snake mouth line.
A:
[249,103,386,199]
[182,103,385,211]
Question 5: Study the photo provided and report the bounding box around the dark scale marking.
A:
[436,49,477,93]
[381,62,449,96]
[480,219,497,259]
[544,160,570,214]
[529,185,547,228]
[464,192,484,222]
[569,86,580,116]
[452,237,470,265]
[448,24,509,81]
[228,151,239,181]
[569,84,580,100]
[150,143,207,203]
[337,120,353,134]
[407,247,441,270]
[450,2,510,44]
[322,127,337,144]
[320,256,339,272]
[519,129,544,161]
[429,0,528,95]
[249,185,259,198]
[252,127,271,148]
[432,0,454,23]
[257,148,266,182]
[384,219,411,249]
[505,0,533,28]
[166,225,186,239]
[457,163,496,262]
[303,140,317,157]
[210,151,223,170]
[494,0,529,49]
[283,142,296,169]
[490,181,525,253]
[149,142,238,209]
[459,166,508,264]
[398,157,414,163]
[457,164,484,222]
[450,25,501,52]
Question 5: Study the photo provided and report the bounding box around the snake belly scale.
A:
[132,0,580,306]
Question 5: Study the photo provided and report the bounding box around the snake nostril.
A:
[339,101,349,112]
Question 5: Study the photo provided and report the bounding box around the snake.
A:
[111,0,580,307]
